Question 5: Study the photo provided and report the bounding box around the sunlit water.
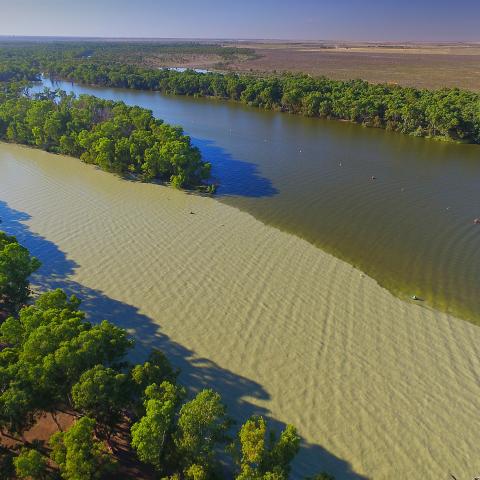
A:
[32,79,480,322]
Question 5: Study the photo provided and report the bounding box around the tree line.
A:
[1,40,473,145]
[48,64,480,144]
[0,83,212,189]
[0,40,257,71]
[2,41,479,152]
[0,231,334,480]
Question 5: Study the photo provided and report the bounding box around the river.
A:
[32,78,480,322]
[2,81,480,478]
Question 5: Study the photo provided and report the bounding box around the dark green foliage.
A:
[131,348,179,395]
[0,288,133,435]
[130,381,183,471]
[71,365,130,437]
[2,41,480,145]
[13,448,47,479]
[0,446,15,479]
[50,416,117,480]
[174,389,231,472]
[0,231,41,314]
[0,92,210,189]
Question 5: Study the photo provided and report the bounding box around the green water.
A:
[33,79,480,322]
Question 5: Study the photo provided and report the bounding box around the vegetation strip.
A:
[1,41,478,145]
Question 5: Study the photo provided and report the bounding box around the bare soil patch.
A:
[1,411,155,480]
[221,41,480,91]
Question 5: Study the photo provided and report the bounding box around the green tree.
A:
[235,416,301,480]
[0,384,36,436]
[0,289,133,429]
[130,381,181,471]
[185,463,208,480]
[131,349,179,395]
[0,289,82,347]
[0,236,338,480]
[50,417,116,480]
[13,448,47,480]
[175,389,231,472]
[0,231,41,314]
[71,365,129,437]
[236,416,266,480]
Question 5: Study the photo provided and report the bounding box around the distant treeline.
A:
[0,85,211,189]
[1,42,479,144]
[0,40,258,71]
[0,40,257,59]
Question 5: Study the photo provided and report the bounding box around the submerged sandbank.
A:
[0,143,479,479]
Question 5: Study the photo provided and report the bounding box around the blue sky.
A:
[0,0,479,41]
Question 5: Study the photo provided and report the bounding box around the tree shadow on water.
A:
[192,138,279,198]
[0,199,367,479]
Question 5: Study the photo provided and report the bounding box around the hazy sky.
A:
[0,0,479,42]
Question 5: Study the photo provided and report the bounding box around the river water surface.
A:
[33,79,480,321]
[3,82,480,478]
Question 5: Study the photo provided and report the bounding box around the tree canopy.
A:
[0,231,40,315]
[50,416,116,480]
[0,91,211,189]
[13,448,47,480]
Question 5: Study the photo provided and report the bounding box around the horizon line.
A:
[0,35,479,45]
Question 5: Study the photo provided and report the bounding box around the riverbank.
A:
[1,143,479,479]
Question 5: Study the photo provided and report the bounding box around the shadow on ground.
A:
[192,138,279,198]
[0,199,366,480]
